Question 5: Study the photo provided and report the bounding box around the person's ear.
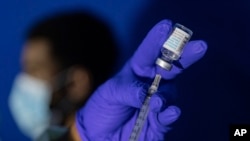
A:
[66,66,92,104]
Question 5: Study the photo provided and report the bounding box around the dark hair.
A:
[26,10,118,91]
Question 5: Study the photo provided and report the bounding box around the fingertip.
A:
[200,40,208,53]
[150,95,163,112]
[159,19,172,25]
[157,19,173,35]
[158,105,181,126]
[199,40,208,49]
[147,19,173,36]
[194,40,208,54]
[157,19,172,28]
[186,40,208,55]
[177,40,208,69]
[166,106,181,117]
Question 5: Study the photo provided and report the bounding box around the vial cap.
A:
[155,58,172,71]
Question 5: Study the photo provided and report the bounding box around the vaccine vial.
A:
[156,23,193,70]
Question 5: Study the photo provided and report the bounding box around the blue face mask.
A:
[8,73,51,140]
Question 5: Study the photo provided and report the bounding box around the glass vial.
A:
[156,23,193,70]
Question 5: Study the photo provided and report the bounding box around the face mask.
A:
[8,73,51,140]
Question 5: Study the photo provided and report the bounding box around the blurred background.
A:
[0,0,250,141]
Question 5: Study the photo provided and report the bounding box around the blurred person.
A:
[8,10,118,141]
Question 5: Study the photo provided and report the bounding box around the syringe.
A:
[129,74,161,141]
[129,23,193,141]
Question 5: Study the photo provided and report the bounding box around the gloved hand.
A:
[76,19,207,141]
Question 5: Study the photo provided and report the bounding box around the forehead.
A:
[23,38,52,59]
[21,38,59,81]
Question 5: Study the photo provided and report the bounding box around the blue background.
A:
[1,0,250,141]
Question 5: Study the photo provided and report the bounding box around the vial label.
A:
[163,27,191,55]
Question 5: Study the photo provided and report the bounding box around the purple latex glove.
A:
[76,19,207,141]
